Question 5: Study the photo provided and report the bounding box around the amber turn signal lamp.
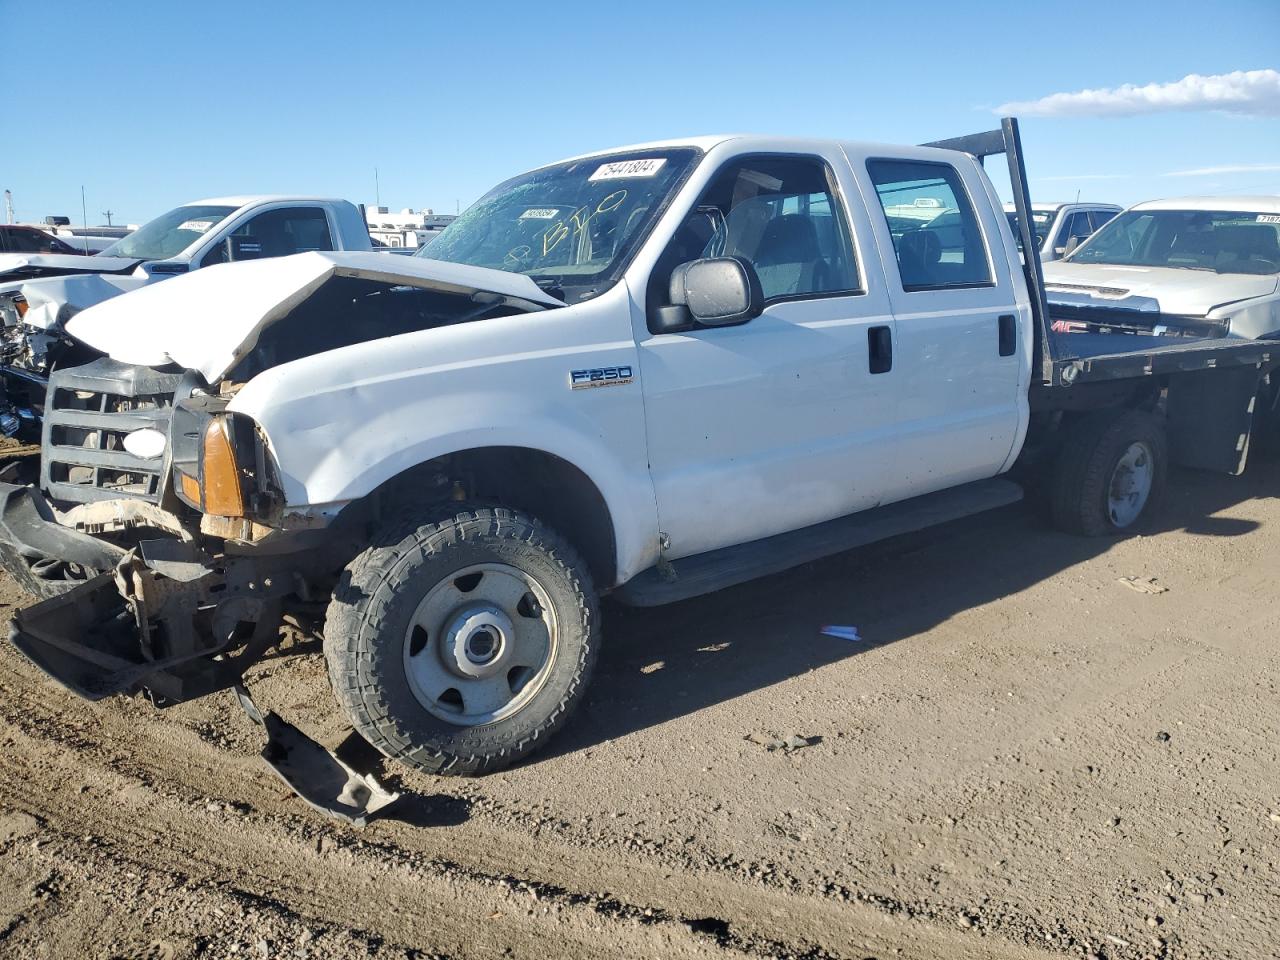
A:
[201,418,246,517]
[14,298,28,319]
[177,470,202,506]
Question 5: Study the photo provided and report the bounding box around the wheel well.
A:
[358,447,618,588]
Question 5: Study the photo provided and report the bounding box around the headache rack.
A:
[40,358,181,506]
[924,118,1278,389]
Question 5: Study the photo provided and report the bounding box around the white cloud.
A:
[996,69,1280,118]
[1163,163,1280,176]
[1034,173,1127,182]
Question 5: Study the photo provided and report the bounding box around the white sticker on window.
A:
[1256,214,1280,224]
[739,169,784,192]
[518,208,559,220]
[178,219,216,233]
[588,158,667,181]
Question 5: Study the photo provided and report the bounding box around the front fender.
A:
[228,301,660,583]
[1212,293,1280,341]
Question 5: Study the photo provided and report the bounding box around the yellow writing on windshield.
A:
[539,190,628,257]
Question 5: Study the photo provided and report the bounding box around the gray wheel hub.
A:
[402,562,558,726]
[444,603,515,679]
[1108,440,1154,528]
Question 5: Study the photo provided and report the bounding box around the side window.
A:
[8,228,55,253]
[867,159,992,291]
[683,155,859,302]
[202,207,334,267]
[1089,209,1117,232]
[1061,211,1093,247]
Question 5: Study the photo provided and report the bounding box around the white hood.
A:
[65,251,564,383]
[0,253,141,279]
[11,273,149,331]
[1042,260,1279,317]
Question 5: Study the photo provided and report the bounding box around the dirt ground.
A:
[0,458,1277,960]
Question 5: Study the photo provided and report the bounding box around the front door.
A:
[634,151,901,560]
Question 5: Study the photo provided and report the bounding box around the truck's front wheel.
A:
[324,504,598,776]
[1049,409,1167,536]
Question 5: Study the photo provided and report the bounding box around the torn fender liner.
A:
[0,481,127,570]
[232,684,400,827]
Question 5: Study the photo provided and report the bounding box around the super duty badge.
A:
[569,365,634,390]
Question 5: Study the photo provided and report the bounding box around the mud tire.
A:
[324,504,598,776]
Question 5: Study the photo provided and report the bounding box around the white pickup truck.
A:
[3,121,1274,822]
[0,196,371,435]
[1003,201,1121,261]
[1042,196,1280,339]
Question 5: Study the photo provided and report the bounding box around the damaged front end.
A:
[11,540,288,704]
[0,272,143,437]
[1,356,397,823]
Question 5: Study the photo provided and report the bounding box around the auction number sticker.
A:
[178,219,217,232]
[588,158,667,181]
[1256,214,1280,224]
[519,208,559,219]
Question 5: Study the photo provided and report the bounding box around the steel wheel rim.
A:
[1108,441,1154,528]
[403,562,558,726]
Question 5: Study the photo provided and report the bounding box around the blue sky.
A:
[2,0,1277,227]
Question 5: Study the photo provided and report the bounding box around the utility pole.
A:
[101,209,115,226]
[3,190,13,225]
[80,186,90,253]
[375,167,381,208]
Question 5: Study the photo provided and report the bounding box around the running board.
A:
[615,478,1023,606]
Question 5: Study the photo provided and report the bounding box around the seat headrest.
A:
[1214,223,1280,260]
[899,229,942,265]
[755,214,820,266]
[717,197,774,260]
[286,218,329,252]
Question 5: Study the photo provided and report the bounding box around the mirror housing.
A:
[673,257,763,327]
[225,235,265,262]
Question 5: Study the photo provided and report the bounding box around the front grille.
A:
[41,358,181,505]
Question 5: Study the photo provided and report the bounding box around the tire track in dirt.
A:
[0,641,1058,960]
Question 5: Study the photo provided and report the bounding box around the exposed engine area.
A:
[0,289,101,437]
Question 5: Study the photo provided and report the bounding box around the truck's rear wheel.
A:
[324,504,598,776]
[1050,409,1167,536]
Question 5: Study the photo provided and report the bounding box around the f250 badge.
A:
[569,365,634,390]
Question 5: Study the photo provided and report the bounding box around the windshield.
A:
[1069,209,1280,275]
[1004,209,1056,253]
[100,204,237,261]
[420,149,698,292]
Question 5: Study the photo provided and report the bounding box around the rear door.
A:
[633,148,900,559]
[853,151,1024,497]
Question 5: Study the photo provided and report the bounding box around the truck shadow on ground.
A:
[542,457,1277,760]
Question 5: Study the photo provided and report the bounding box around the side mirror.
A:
[1062,236,1082,256]
[225,235,265,262]
[673,257,763,327]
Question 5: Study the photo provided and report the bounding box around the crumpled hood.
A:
[65,251,564,383]
[4,273,149,331]
[0,253,141,281]
[1042,261,1279,317]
